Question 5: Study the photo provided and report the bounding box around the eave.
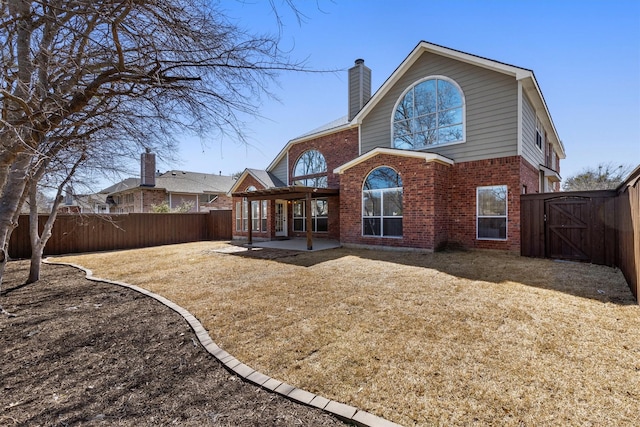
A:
[333,147,454,174]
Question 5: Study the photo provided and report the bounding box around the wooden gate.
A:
[545,197,590,261]
[520,190,617,266]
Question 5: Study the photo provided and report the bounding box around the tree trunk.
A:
[27,180,43,284]
[0,153,32,287]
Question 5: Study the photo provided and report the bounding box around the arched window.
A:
[392,77,464,149]
[362,167,403,237]
[293,149,327,187]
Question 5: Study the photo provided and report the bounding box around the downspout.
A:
[140,190,144,212]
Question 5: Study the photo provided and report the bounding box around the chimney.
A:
[141,149,156,187]
[348,58,371,121]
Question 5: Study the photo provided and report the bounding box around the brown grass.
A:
[55,242,640,426]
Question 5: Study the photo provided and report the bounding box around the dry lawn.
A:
[55,241,639,426]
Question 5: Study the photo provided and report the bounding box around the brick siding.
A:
[340,154,541,252]
[288,127,359,188]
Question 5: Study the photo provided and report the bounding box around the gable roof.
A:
[352,41,564,158]
[228,168,287,194]
[100,178,140,194]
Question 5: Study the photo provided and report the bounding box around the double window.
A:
[362,167,403,237]
[292,150,328,187]
[477,185,508,240]
[251,200,268,231]
[293,199,328,232]
[393,77,464,149]
[236,186,267,232]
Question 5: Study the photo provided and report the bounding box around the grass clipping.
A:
[55,242,639,426]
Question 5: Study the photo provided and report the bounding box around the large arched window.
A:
[362,167,403,237]
[293,149,327,187]
[392,76,464,149]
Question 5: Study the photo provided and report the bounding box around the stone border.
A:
[45,259,402,427]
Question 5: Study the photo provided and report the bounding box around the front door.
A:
[275,201,287,237]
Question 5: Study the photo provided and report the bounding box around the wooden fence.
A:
[615,170,640,301]
[521,167,640,302]
[8,210,232,259]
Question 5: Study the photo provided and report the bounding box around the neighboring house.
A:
[62,152,236,213]
[230,41,565,252]
[58,189,113,214]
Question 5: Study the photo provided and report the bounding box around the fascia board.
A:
[352,41,531,124]
[227,169,251,195]
[521,76,566,159]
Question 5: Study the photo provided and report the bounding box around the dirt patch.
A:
[0,261,346,426]
[52,242,640,426]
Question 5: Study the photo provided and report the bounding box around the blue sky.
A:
[162,0,639,184]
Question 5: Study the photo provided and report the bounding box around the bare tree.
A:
[27,147,86,283]
[562,163,633,191]
[0,0,308,286]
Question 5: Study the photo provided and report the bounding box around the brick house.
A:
[230,41,565,252]
[63,152,237,213]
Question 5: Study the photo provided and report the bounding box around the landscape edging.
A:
[44,258,402,427]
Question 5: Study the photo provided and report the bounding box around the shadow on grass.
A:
[231,245,636,306]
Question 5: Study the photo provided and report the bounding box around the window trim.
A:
[390,75,466,150]
[476,185,508,241]
[362,166,403,238]
[535,117,544,152]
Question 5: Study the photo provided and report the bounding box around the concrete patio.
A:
[247,238,341,252]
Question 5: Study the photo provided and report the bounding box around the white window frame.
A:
[390,75,466,150]
[476,185,508,241]
[251,200,260,231]
[362,167,403,238]
[235,201,242,231]
[261,200,268,231]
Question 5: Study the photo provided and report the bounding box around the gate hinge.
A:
[543,214,547,222]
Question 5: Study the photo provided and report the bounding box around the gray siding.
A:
[521,94,544,168]
[360,52,519,162]
[270,155,288,185]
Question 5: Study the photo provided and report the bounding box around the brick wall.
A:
[448,156,526,252]
[203,194,233,211]
[520,159,541,195]
[339,154,533,252]
[339,153,453,250]
[288,127,359,188]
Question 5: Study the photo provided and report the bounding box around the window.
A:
[200,194,217,203]
[251,201,260,231]
[261,200,268,231]
[362,167,403,237]
[393,77,464,149]
[241,199,248,231]
[292,150,328,188]
[249,200,268,232]
[235,201,242,231]
[477,185,507,240]
[535,117,544,151]
[293,199,328,232]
